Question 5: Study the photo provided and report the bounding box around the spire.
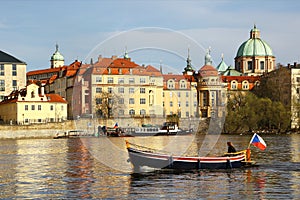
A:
[183,48,194,75]
[124,46,129,59]
[55,43,59,52]
[159,60,163,74]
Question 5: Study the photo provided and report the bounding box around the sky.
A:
[1,0,300,72]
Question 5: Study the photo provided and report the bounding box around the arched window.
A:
[167,79,175,89]
[179,80,187,89]
[129,109,135,116]
[231,80,238,90]
[242,80,249,90]
[140,109,146,115]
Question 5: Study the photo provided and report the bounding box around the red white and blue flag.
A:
[250,133,267,150]
[113,122,118,129]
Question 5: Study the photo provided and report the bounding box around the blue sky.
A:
[1,0,300,72]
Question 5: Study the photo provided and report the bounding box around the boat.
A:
[125,140,255,171]
[122,122,192,136]
[53,130,96,139]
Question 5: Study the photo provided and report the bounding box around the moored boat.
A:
[125,140,255,171]
[122,122,192,136]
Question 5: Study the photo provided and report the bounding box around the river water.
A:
[0,134,299,199]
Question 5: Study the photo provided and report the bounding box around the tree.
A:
[94,91,123,119]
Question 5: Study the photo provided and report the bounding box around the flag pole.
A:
[248,133,256,149]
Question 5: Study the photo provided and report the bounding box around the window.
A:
[242,81,249,90]
[0,64,4,76]
[129,88,135,94]
[108,87,113,93]
[297,77,300,83]
[260,61,264,70]
[140,98,146,104]
[178,101,181,107]
[247,61,252,70]
[170,101,173,107]
[180,80,187,89]
[118,78,124,84]
[12,64,17,76]
[25,105,28,111]
[297,88,300,94]
[12,80,17,90]
[140,77,146,83]
[96,77,102,83]
[129,78,135,84]
[118,98,124,104]
[186,101,189,107]
[140,88,145,93]
[167,80,174,89]
[186,112,189,118]
[118,110,124,116]
[61,105,64,111]
[186,92,189,97]
[140,109,146,115]
[231,81,237,90]
[178,92,181,97]
[129,109,135,115]
[31,105,35,110]
[96,88,102,93]
[38,105,41,110]
[0,80,5,91]
[107,77,114,83]
[96,98,102,104]
[50,105,54,111]
[118,87,124,93]
[129,98,135,104]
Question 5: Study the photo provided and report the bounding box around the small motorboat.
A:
[125,140,255,171]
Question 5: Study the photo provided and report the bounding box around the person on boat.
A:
[227,142,237,153]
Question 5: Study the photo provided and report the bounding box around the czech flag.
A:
[250,133,267,150]
[113,122,118,128]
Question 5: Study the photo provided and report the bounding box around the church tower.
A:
[50,44,65,68]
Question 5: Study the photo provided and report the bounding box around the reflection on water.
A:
[0,134,299,199]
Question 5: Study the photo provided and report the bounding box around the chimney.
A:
[294,62,297,68]
[288,63,290,68]
[98,55,102,62]
[41,86,45,96]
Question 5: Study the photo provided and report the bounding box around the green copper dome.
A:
[236,25,273,57]
[50,44,64,61]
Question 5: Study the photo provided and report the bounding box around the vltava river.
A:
[0,134,299,199]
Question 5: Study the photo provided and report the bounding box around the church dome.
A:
[50,44,64,61]
[236,25,273,58]
[198,65,218,77]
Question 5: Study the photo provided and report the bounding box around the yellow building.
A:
[0,82,67,125]
[76,55,164,119]
[0,50,26,101]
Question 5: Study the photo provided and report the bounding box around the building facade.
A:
[0,82,67,125]
[0,50,27,101]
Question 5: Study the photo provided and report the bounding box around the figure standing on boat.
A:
[227,142,237,153]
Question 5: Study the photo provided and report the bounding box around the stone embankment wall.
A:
[0,117,210,139]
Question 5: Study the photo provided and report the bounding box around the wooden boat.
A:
[125,140,255,171]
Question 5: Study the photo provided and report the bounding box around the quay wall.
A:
[0,117,209,139]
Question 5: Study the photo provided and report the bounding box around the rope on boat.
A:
[126,140,173,154]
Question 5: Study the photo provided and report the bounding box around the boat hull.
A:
[127,147,247,171]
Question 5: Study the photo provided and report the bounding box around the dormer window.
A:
[118,68,122,74]
[179,80,187,89]
[31,91,35,98]
[167,80,175,89]
[242,80,249,90]
[108,67,111,74]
